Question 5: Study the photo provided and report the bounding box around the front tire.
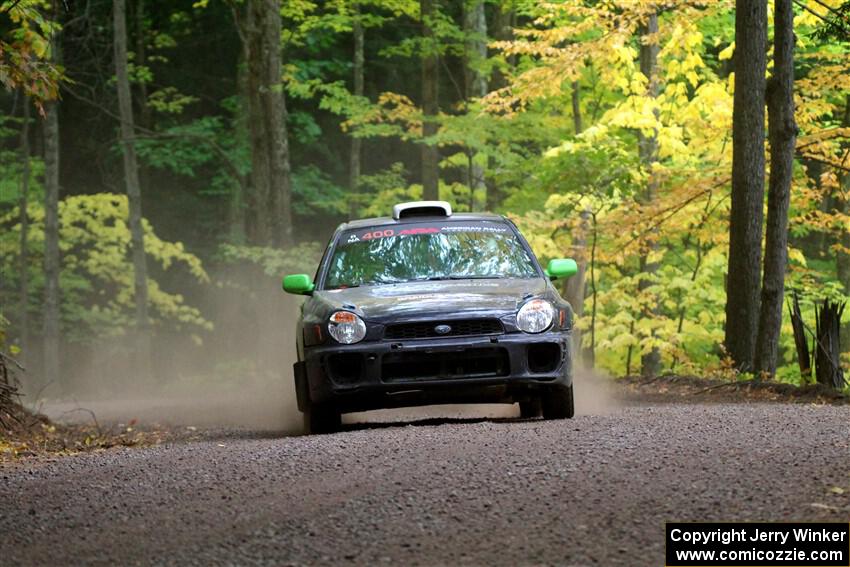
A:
[303,402,341,434]
[541,385,575,420]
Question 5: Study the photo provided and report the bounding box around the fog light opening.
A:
[327,353,364,384]
[527,343,560,373]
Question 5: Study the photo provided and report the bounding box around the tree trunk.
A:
[420,0,439,201]
[349,7,364,219]
[586,213,599,369]
[724,0,767,372]
[834,97,850,353]
[490,4,515,90]
[43,77,61,393]
[114,0,152,379]
[484,3,515,211]
[243,0,293,247]
[571,81,582,134]
[135,0,151,191]
[243,3,270,245]
[134,0,151,131]
[638,12,661,377]
[265,0,293,247]
[564,81,587,360]
[18,94,31,363]
[564,209,589,360]
[754,0,796,377]
[788,293,811,381]
[229,40,249,243]
[814,300,846,390]
[463,0,487,211]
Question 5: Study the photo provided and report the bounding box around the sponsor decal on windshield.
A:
[440,225,508,233]
[339,221,509,246]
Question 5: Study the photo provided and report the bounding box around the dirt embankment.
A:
[620,374,849,405]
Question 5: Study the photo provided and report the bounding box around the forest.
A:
[1,0,849,399]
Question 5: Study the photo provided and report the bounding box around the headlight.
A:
[328,311,366,344]
[516,299,555,333]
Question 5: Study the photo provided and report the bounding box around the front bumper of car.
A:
[294,331,573,413]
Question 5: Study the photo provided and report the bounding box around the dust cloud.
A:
[27,261,618,433]
[573,369,621,416]
[345,368,620,425]
[27,266,305,435]
[41,369,619,434]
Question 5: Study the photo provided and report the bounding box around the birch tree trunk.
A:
[638,11,661,377]
[754,0,796,377]
[725,0,767,372]
[114,0,152,378]
[420,0,439,201]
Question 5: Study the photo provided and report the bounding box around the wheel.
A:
[519,398,542,418]
[303,402,341,434]
[541,385,575,420]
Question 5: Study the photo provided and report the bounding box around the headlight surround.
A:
[328,311,367,344]
[516,299,555,333]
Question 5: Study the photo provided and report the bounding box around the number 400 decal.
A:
[362,229,395,240]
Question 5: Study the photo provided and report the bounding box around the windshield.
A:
[323,221,539,289]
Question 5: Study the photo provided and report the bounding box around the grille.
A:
[384,318,503,340]
[382,347,509,382]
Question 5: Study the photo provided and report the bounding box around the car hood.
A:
[312,278,550,322]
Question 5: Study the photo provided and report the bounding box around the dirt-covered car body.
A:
[283,202,578,432]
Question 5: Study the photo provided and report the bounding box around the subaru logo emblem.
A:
[434,324,452,335]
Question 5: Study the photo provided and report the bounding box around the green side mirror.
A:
[282,274,315,295]
[546,258,578,280]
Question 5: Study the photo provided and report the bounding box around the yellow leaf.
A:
[788,247,807,266]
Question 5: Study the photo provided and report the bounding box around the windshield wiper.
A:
[362,275,502,286]
[399,276,451,282]
[407,275,501,282]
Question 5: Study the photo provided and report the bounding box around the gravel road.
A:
[2,402,849,566]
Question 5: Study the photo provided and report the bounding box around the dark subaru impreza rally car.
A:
[282,201,578,433]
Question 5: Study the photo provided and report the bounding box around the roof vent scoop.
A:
[392,200,452,220]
